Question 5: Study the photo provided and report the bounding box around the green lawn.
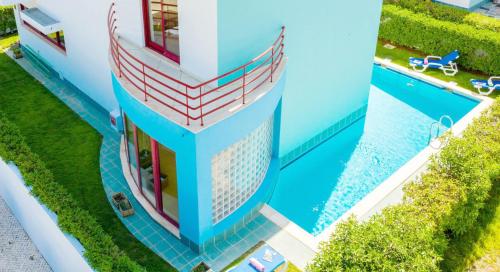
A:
[0,33,18,50]
[0,39,174,271]
[375,40,498,98]
[441,181,500,272]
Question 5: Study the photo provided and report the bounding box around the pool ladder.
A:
[428,115,453,149]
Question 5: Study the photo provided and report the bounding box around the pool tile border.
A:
[280,104,368,168]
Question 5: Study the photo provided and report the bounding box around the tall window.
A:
[143,0,179,63]
[137,127,156,207]
[125,116,139,185]
[158,144,179,222]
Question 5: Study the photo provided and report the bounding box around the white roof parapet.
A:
[20,7,62,35]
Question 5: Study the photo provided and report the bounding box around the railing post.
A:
[199,87,204,126]
[242,66,246,104]
[142,64,147,101]
[185,86,190,126]
[270,46,275,83]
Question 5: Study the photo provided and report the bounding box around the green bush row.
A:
[379,5,500,75]
[0,113,145,272]
[308,98,500,271]
[383,0,500,32]
[0,6,16,36]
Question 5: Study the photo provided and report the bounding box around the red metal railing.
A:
[107,3,285,126]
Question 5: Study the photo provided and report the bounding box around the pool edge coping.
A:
[261,57,495,254]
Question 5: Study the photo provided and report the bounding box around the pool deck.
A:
[7,50,312,271]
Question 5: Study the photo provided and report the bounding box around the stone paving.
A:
[0,196,52,272]
[12,48,287,272]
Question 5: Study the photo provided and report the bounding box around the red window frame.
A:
[19,4,66,51]
[142,0,180,64]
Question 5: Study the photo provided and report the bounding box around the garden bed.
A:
[0,48,175,271]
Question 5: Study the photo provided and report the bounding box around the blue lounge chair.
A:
[409,50,460,76]
[471,76,500,96]
[227,244,288,272]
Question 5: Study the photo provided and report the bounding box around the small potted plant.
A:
[112,192,135,217]
[11,43,23,59]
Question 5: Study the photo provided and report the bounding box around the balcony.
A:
[107,4,286,132]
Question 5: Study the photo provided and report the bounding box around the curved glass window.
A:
[123,114,179,226]
[211,117,274,223]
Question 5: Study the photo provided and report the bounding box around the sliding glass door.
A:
[144,0,180,63]
[158,144,179,222]
[123,114,179,226]
[137,127,156,207]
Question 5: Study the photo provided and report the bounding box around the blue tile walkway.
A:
[12,52,282,272]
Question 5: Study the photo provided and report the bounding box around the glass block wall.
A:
[211,117,274,223]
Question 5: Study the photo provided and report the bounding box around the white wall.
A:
[15,0,219,110]
[14,0,117,113]
[0,159,93,272]
[115,0,144,46]
[178,0,218,81]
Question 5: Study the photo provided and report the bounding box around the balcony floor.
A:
[113,37,286,132]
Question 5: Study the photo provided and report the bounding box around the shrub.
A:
[406,99,500,235]
[0,113,145,272]
[379,5,500,75]
[308,205,447,272]
[310,97,500,270]
[463,13,500,33]
[383,0,499,32]
[0,6,16,36]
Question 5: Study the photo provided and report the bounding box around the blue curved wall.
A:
[111,68,287,246]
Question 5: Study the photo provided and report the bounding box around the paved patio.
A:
[11,49,296,272]
[0,196,52,272]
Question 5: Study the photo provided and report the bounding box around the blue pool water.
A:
[269,65,478,235]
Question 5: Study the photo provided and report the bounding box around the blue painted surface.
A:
[112,68,286,246]
[228,244,285,272]
[217,0,384,157]
[269,65,478,235]
[16,51,284,272]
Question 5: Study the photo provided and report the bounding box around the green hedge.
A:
[0,113,145,272]
[463,13,500,33]
[0,6,16,36]
[383,0,499,32]
[309,97,500,271]
[379,5,500,75]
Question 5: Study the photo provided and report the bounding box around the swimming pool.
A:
[269,65,479,236]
